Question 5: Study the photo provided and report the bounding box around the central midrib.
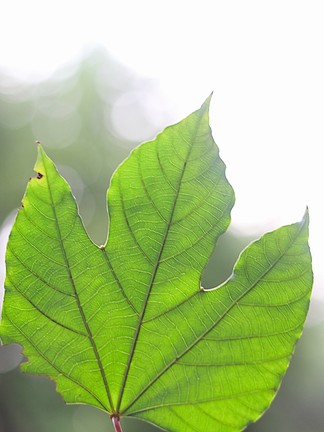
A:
[115,118,202,413]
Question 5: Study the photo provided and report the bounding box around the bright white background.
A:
[0,0,323,318]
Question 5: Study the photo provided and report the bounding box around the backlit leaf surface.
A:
[0,98,313,431]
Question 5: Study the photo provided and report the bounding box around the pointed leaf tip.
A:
[200,92,213,112]
[34,144,45,175]
[34,144,54,178]
[36,142,45,156]
[302,206,310,226]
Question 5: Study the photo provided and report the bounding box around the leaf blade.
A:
[1,146,119,411]
[0,98,313,432]
[125,213,312,431]
[104,97,235,411]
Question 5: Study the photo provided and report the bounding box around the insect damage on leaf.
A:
[0,96,313,432]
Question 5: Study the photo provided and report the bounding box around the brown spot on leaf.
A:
[36,172,43,179]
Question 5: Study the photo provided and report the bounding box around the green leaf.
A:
[0,97,313,432]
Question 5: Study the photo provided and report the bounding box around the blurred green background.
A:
[0,51,323,432]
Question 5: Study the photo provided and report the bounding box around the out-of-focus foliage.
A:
[0,49,175,244]
[0,51,323,432]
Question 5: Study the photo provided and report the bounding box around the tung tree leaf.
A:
[0,97,313,432]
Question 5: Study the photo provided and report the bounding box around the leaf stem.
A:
[111,415,123,432]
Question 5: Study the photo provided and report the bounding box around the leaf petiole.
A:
[111,415,123,432]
